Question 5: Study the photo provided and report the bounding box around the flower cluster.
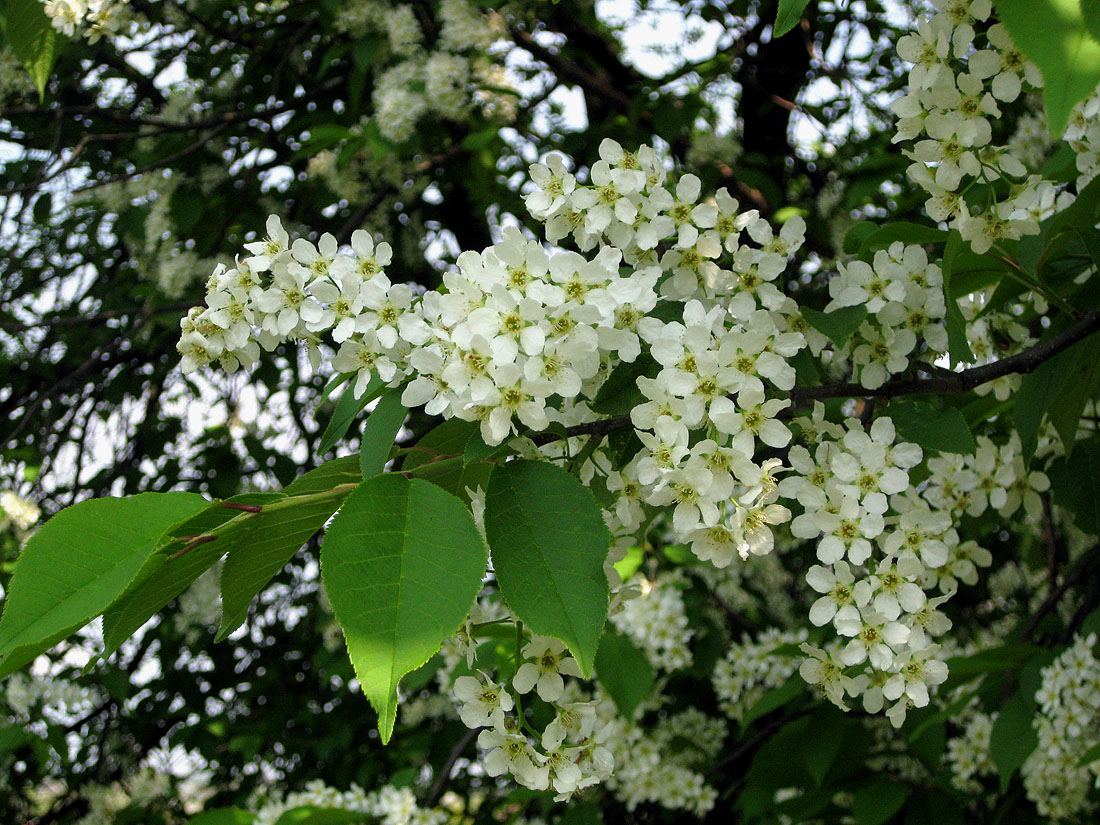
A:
[333,0,514,142]
[1066,91,1100,190]
[601,703,724,816]
[945,703,997,792]
[0,490,40,534]
[177,134,1055,743]
[826,242,949,388]
[4,670,92,719]
[924,433,1050,523]
[959,290,1036,401]
[41,0,127,41]
[610,572,694,671]
[1022,632,1100,819]
[252,779,446,825]
[893,1,1067,252]
[783,411,963,725]
[180,214,668,446]
[712,627,807,722]
[453,633,614,798]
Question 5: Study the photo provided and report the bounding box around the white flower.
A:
[453,675,514,729]
[478,724,549,789]
[883,646,949,711]
[512,636,583,702]
[807,561,870,626]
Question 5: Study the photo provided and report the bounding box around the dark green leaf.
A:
[801,305,867,348]
[1085,0,1100,40]
[851,779,908,825]
[100,492,284,656]
[484,460,610,675]
[856,222,949,263]
[591,353,659,416]
[942,644,1045,691]
[802,709,847,786]
[359,389,406,477]
[740,672,805,731]
[903,788,964,825]
[3,0,61,98]
[317,376,386,454]
[842,221,878,255]
[773,0,811,37]
[464,428,506,464]
[594,628,654,719]
[990,691,1039,791]
[216,459,362,640]
[942,232,977,366]
[1047,333,1100,455]
[189,809,256,825]
[274,808,366,825]
[1047,438,1100,534]
[1077,739,1100,767]
[886,400,976,454]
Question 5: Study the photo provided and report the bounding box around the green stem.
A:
[992,245,1081,320]
[170,483,358,559]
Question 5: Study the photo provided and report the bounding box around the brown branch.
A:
[509,26,635,115]
[1021,542,1100,643]
[424,728,478,807]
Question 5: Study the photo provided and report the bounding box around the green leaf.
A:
[274,808,366,825]
[484,460,610,675]
[359,389,406,477]
[773,0,811,37]
[317,375,386,454]
[856,222,949,262]
[1047,333,1100,454]
[1019,177,1100,276]
[3,0,62,99]
[403,420,495,502]
[1016,351,1067,462]
[802,709,847,786]
[216,458,362,640]
[612,545,644,581]
[464,429,506,464]
[885,400,976,454]
[903,788,964,825]
[189,809,256,825]
[558,802,604,825]
[1047,438,1100,534]
[842,220,878,255]
[1015,319,1100,460]
[996,0,1100,136]
[591,353,659,417]
[321,475,488,743]
[800,305,868,348]
[1084,0,1100,40]
[0,492,209,678]
[942,643,1046,691]
[100,492,284,656]
[404,418,476,470]
[1077,739,1100,767]
[989,691,1039,791]
[942,232,977,366]
[740,672,806,731]
[852,779,908,825]
[594,628,654,719]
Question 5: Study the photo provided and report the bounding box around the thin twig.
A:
[424,728,478,807]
